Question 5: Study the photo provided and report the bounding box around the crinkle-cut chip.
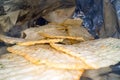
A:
[7,45,90,70]
[21,24,67,40]
[43,7,75,23]
[0,53,84,80]
[0,34,26,44]
[50,38,120,69]
[39,32,85,41]
[17,39,63,46]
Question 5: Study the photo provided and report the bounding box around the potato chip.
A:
[17,39,63,46]
[39,32,85,41]
[67,26,94,40]
[50,38,120,69]
[0,53,84,80]
[60,19,94,41]
[62,19,83,26]
[7,45,90,70]
[22,24,67,40]
[0,34,26,44]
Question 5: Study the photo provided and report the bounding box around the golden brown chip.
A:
[62,19,83,26]
[0,53,84,80]
[39,32,85,41]
[67,26,94,40]
[17,39,63,46]
[61,19,94,41]
[50,38,120,69]
[22,24,67,40]
[7,45,90,70]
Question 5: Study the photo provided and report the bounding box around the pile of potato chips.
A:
[0,19,120,80]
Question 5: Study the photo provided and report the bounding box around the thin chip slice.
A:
[50,38,120,69]
[17,39,63,46]
[61,19,94,41]
[62,19,83,26]
[0,53,84,80]
[67,26,94,40]
[61,19,94,44]
[7,45,90,70]
[22,24,67,40]
[0,34,26,44]
[39,32,85,41]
